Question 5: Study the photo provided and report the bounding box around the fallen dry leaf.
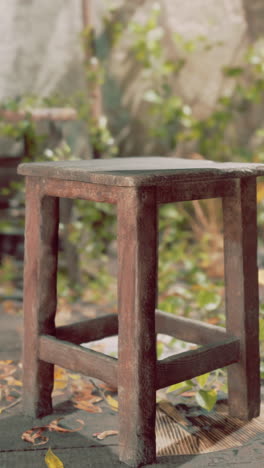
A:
[45,448,64,468]
[54,367,67,380]
[67,373,81,380]
[74,400,103,413]
[2,300,22,315]
[0,361,16,380]
[5,376,22,387]
[99,382,117,392]
[0,360,22,413]
[71,381,95,397]
[93,430,118,440]
[21,427,48,446]
[206,317,221,325]
[105,394,118,411]
[53,366,69,391]
[48,418,84,433]
[71,379,103,413]
[21,418,84,445]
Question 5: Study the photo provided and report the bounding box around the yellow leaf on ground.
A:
[53,366,68,391]
[68,373,81,380]
[53,380,68,390]
[54,367,67,380]
[45,448,64,468]
[105,395,118,411]
[5,376,22,386]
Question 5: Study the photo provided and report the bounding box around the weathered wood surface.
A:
[117,187,157,466]
[41,177,121,203]
[39,335,118,389]
[156,337,240,390]
[157,178,237,203]
[22,177,59,418]
[223,176,260,420]
[56,314,119,344]
[155,310,229,345]
[56,309,229,347]
[17,157,264,187]
[26,174,238,205]
[19,158,262,467]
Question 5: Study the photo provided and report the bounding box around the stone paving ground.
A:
[1,305,264,468]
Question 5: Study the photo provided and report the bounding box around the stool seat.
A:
[18,156,264,467]
[17,156,264,186]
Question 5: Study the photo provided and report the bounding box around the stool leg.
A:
[223,177,260,420]
[117,187,157,467]
[23,177,59,417]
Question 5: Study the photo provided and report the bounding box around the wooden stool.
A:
[18,157,263,467]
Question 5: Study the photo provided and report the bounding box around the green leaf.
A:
[157,341,164,358]
[220,382,228,394]
[166,380,193,394]
[259,318,264,341]
[197,289,221,311]
[196,372,210,389]
[223,66,244,77]
[45,448,64,468]
[195,389,217,411]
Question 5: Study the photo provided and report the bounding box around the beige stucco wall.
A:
[0,0,261,156]
[0,0,85,101]
[0,0,248,108]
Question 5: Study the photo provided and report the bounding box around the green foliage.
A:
[79,26,118,158]
[68,200,116,260]
[195,388,218,412]
[166,380,193,395]
[2,1,264,403]
[158,203,224,323]
[126,4,189,152]
[166,370,224,412]
[88,116,118,158]
[122,3,264,163]
[0,256,17,284]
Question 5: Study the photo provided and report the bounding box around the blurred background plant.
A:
[1,0,264,410]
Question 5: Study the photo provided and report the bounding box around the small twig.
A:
[192,200,210,231]
[0,397,22,414]
[89,379,106,401]
[89,379,118,412]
